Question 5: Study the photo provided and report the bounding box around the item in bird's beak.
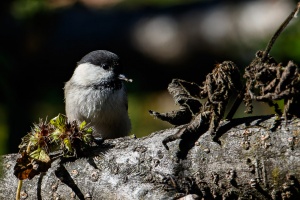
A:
[118,74,133,82]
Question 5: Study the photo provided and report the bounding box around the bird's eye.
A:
[102,64,109,70]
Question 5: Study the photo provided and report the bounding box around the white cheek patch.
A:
[72,63,113,85]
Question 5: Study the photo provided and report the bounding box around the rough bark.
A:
[1,115,300,200]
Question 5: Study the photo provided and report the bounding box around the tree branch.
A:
[1,115,300,199]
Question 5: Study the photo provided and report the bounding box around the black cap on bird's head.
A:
[78,50,120,71]
[78,50,132,82]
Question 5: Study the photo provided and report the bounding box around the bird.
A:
[64,50,132,140]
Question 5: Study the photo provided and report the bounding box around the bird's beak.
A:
[118,74,133,82]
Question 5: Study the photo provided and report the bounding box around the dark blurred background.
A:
[1,0,300,153]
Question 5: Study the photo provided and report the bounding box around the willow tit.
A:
[64,50,132,139]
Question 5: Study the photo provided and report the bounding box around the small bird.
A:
[64,50,132,140]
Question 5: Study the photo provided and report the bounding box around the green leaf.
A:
[63,138,73,153]
[129,134,137,139]
[50,114,66,131]
[79,121,87,130]
[86,127,93,134]
[29,147,50,163]
[82,132,92,144]
[50,129,62,142]
[29,133,39,146]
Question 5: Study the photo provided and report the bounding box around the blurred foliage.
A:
[272,22,300,63]
[120,0,201,8]
[10,0,202,20]
[11,0,48,19]
[0,106,8,155]
[128,92,175,138]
